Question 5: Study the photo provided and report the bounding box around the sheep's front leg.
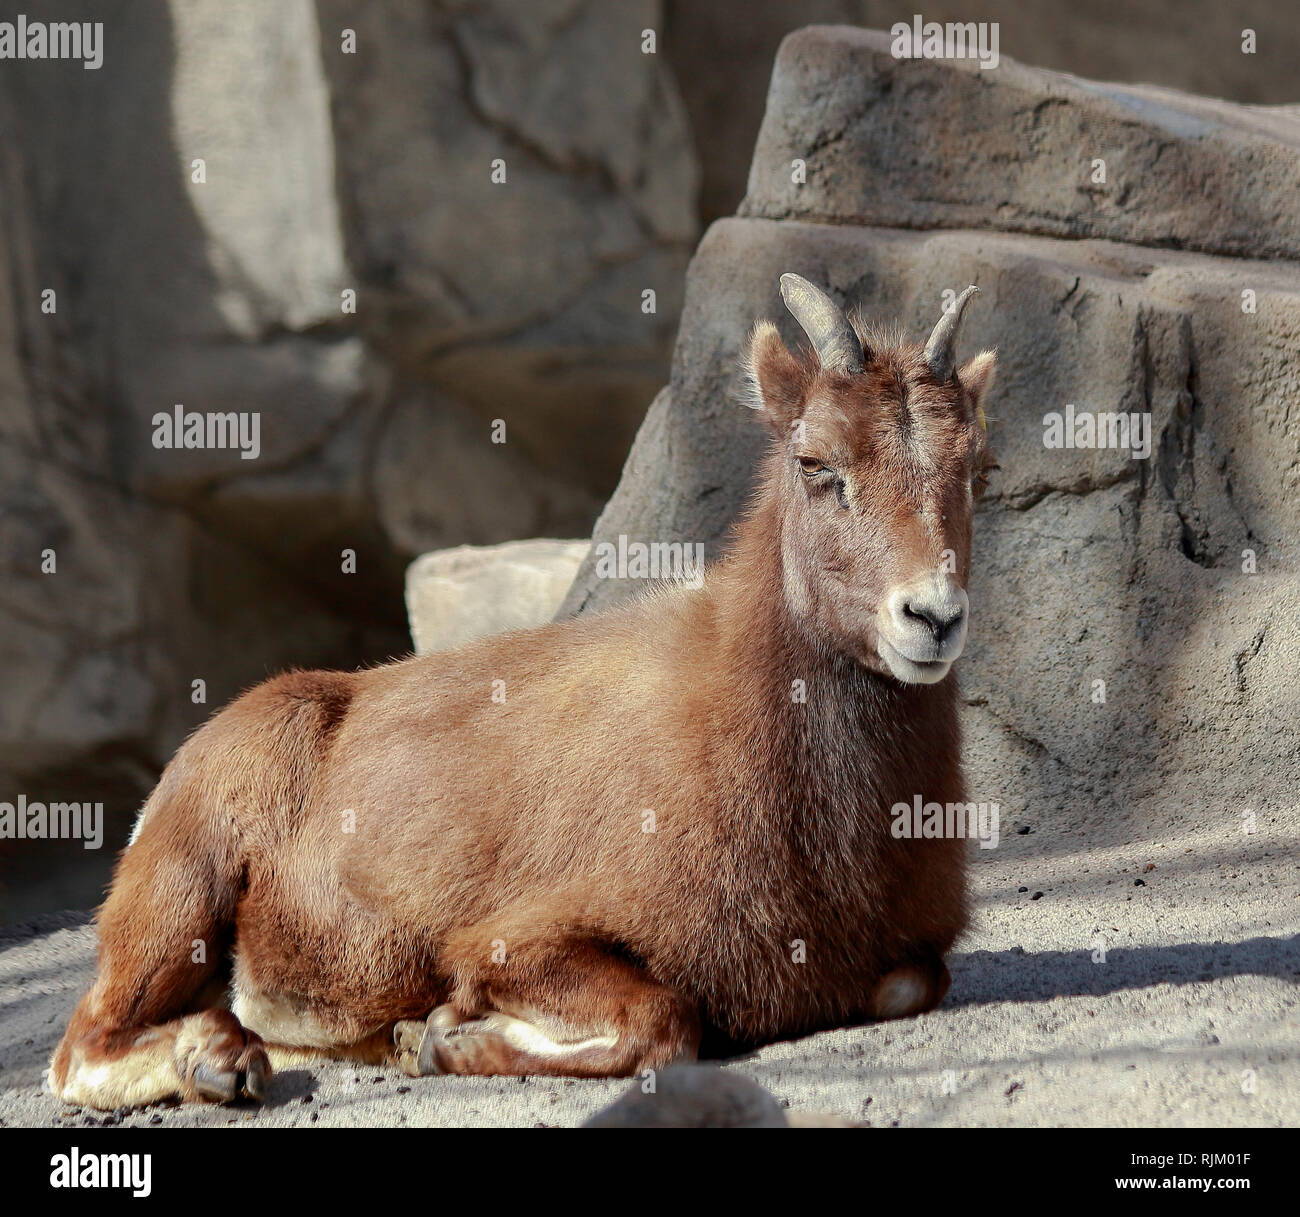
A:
[393,932,699,1079]
[393,1005,642,1078]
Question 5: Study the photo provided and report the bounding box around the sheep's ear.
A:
[958,349,997,430]
[744,321,808,431]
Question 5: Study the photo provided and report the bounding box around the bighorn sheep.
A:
[50,275,997,1108]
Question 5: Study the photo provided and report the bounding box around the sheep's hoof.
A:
[393,1005,463,1077]
[174,1009,270,1103]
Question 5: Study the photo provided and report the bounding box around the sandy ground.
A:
[3,805,1295,1129]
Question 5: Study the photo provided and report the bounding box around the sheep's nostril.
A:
[902,602,930,626]
[902,601,962,641]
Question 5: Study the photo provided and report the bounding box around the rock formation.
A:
[0,0,695,915]
[560,27,1300,854]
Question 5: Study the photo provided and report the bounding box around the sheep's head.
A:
[745,274,997,685]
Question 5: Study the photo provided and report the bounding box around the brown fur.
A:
[50,306,997,1108]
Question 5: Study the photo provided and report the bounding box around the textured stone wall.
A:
[0,0,697,916]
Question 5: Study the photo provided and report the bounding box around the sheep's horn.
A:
[924,285,979,382]
[779,273,864,375]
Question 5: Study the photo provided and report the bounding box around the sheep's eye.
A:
[798,457,829,477]
[972,459,999,498]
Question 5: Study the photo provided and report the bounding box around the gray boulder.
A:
[406,539,590,656]
[742,26,1300,262]
[583,1065,788,1128]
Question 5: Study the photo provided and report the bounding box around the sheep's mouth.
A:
[876,635,954,685]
